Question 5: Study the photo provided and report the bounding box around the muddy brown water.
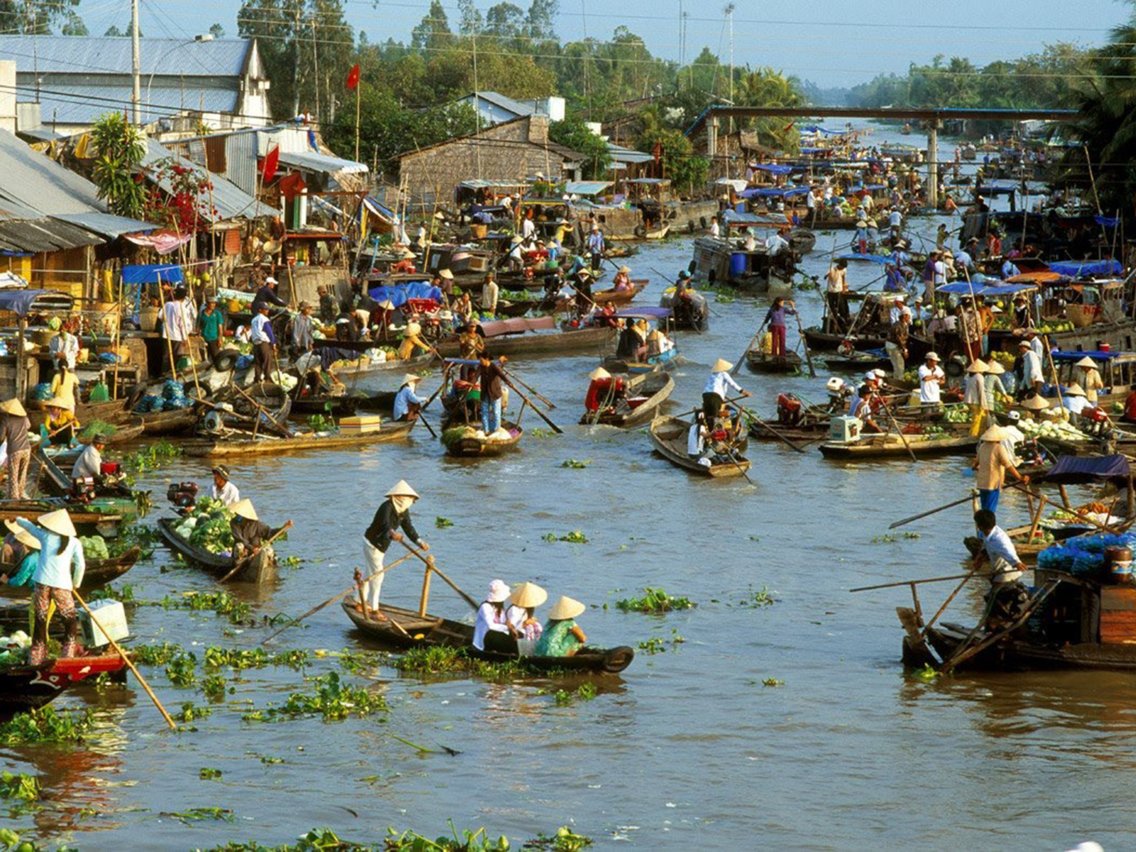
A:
[2,127,1126,850]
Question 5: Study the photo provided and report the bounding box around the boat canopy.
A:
[1047,259,1123,278]
[0,287,73,317]
[564,181,612,196]
[749,164,794,176]
[479,316,556,337]
[367,280,442,308]
[739,186,810,200]
[1046,454,1132,486]
[935,281,1034,296]
[121,263,184,285]
[615,306,672,320]
[1050,350,1123,363]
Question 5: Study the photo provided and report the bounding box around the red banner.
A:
[346,63,361,91]
[261,145,280,183]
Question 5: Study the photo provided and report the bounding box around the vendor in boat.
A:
[198,295,225,364]
[1061,383,1090,421]
[211,465,240,507]
[42,397,79,447]
[885,308,910,380]
[452,292,475,328]
[478,350,510,435]
[393,374,427,422]
[848,373,883,432]
[359,480,427,619]
[251,275,288,316]
[572,268,595,315]
[473,579,517,652]
[229,499,292,563]
[984,360,1009,405]
[507,581,547,643]
[1,399,30,500]
[16,509,83,665]
[397,320,431,361]
[1010,294,1033,331]
[0,520,40,588]
[703,358,750,425]
[50,364,79,412]
[534,595,588,657]
[584,367,626,416]
[918,352,945,406]
[48,319,79,373]
[687,412,709,464]
[762,297,797,359]
[317,285,337,324]
[646,325,674,358]
[1075,357,1105,404]
[1018,339,1044,398]
[291,301,315,357]
[971,510,1030,633]
[825,259,850,332]
[973,426,1029,513]
[71,433,108,482]
[612,266,633,292]
[481,272,500,317]
[964,360,988,426]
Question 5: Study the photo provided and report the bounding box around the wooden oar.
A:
[889,492,979,529]
[260,552,415,645]
[742,408,807,454]
[231,382,292,438]
[502,374,561,434]
[73,590,177,730]
[219,520,293,583]
[723,445,753,483]
[505,368,556,409]
[876,394,917,463]
[792,308,817,378]
[849,572,975,593]
[731,320,767,376]
[414,407,438,439]
[399,540,478,611]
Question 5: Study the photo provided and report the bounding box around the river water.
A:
[5,125,1133,850]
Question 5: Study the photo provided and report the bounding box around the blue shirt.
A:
[763,305,795,328]
[16,519,85,590]
[981,525,1022,582]
[392,385,426,420]
[251,313,276,345]
[703,371,742,398]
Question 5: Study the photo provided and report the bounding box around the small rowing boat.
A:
[0,548,142,599]
[648,415,752,478]
[180,421,415,458]
[581,370,675,428]
[341,600,634,674]
[818,431,977,459]
[745,350,803,374]
[157,517,276,583]
[441,421,523,457]
[0,654,127,711]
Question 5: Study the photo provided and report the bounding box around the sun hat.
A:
[1007,411,1021,422]
[986,361,1005,375]
[966,360,988,374]
[0,399,26,417]
[1075,356,1097,369]
[589,367,611,381]
[1017,339,1031,349]
[509,581,548,609]
[548,595,586,621]
[385,480,419,499]
[990,305,1003,313]
[980,425,1006,442]
[378,299,395,310]
[231,499,258,521]
[35,509,77,538]
[4,521,40,552]
[265,276,278,285]
[864,371,879,382]
[872,369,888,379]
[439,269,454,280]
[401,374,422,388]
[487,579,510,603]
[1021,395,1050,411]
[856,220,867,228]
[212,465,230,480]
[618,265,631,274]
[45,396,73,411]
[1064,382,1086,397]
[711,358,733,372]
[405,321,422,336]
[925,351,941,361]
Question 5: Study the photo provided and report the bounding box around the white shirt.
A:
[1065,396,1089,416]
[1029,336,1044,359]
[250,313,273,344]
[709,220,720,238]
[888,210,902,228]
[918,364,944,404]
[932,260,948,285]
[521,218,536,240]
[765,234,789,256]
[1022,350,1043,385]
[482,280,499,312]
[212,480,240,507]
[163,299,194,341]
[687,421,705,456]
[703,370,742,398]
[472,601,510,650]
[71,443,102,479]
[49,332,79,370]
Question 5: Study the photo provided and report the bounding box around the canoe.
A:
[27,398,131,431]
[0,654,128,711]
[745,350,803,374]
[180,421,415,458]
[156,517,276,583]
[441,421,523,457]
[0,502,124,536]
[341,600,634,674]
[648,415,752,478]
[328,352,434,378]
[818,433,978,459]
[554,279,648,313]
[436,323,617,359]
[134,406,198,437]
[581,371,675,428]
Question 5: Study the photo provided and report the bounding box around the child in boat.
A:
[507,582,547,645]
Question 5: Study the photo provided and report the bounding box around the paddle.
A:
[876,393,917,463]
[889,492,979,529]
[723,445,753,483]
[73,590,177,730]
[792,308,817,378]
[731,319,768,377]
[501,369,561,434]
[743,409,807,454]
[398,540,478,611]
[414,407,438,439]
[231,382,292,438]
[260,552,415,645]
[219,520,293,583]
[849,572,975,593]
[505,368,556,409]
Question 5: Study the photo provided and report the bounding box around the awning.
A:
[123,231,193,255]
[615,307,672,320]
[362,196,396,225]
[53,212,157,240]
[0,217,101,253]
[836,253,896,266]
[607,143,653,165]
[459,180,528,190]
[564,181,612,196]
[1051,350,1120,363]
[936,281,1035,296]
[366,280,442,308]
[121,264,185,285]
[0,288,74,317]
[716,179,749,192]
[278,150,368,177]
[1047,259,1123,278]
[1046,454,1131,486]
[749,164,794,176]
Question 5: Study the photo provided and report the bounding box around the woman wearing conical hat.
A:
[229,499,292,564]
[0,398,31,499]
[507,582,548,643]
[42,396,79,447]
[16,509,83,665]
[359,481,427,620]
[703,357,750,425]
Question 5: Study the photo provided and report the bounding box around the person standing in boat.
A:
[0,399,30,500]
[481,272,500,317]
[291,301,315,357]
[250,303,277,383]
[198,295,225,365]
[16,509,84,665]
[1075,357,1105,404]
[48,319,79,373]
[972,510,1030,632]
[885,308,910,380]
[703,358,750,425]
[360,480,427,620]
[392,374,427,422]
[825,259,850,333]
[1018,339,1044,398]
[478,350,509,435]
[586,223,605,272]
[211,466,240,507]
[251,276,288,315]
[973,426,1029,513]
[762,297,797,358]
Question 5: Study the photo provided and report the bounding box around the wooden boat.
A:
[581,371,675,428]
[287,394,362,418]
[436,318,617,359]
[818,432,977,459]
[602,347,679,375]
[648,415,752,478]
[180,421,415,458]
[327,352,434,378]
[27,398,131,431]
[156,517,276,583]
[554,279,648,313]
[134,405,198,437]
[823,352,890,372]
[341,600,634,674]
[608,223,670,242]
[441,421,523,457]
[745,350,803,374]
[0,548,142,597]
[0,654,128,711]
[103,423,145,444]
[0,502,124,536]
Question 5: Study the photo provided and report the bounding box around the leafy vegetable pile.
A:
[78,535,109,561]
[173,496,235,555]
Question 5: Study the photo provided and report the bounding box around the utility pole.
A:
[131,0,141,124]
[725,3,735,138]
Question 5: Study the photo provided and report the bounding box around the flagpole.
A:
[354,78,361,164]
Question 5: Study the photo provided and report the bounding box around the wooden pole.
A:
[849,572,975,593]
[398,540,478,610]
[73,590,176,730]
[354,79,361,165]
[218,521,293,583]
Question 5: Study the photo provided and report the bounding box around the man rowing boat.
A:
[361,481,428,620]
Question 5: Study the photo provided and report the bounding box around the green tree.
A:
[549,118,611,179]
[484,3,525,39]
[525,0,558,40]
[90,113,147,220]
[457,0,483,35]
[0,0,82,35]
[411,0,452,51]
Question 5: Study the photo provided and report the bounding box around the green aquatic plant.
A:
[199,767,223,781]
[0,772,39,802]
[176,702,213,723]
[163,806,233,824]
[762,678,784,687]
[615,587,696,614]
[529,826,595,851]
[392,646,525,682]
[542,530,588,544]
[201,674,229,701]
[739,586,776,608]
[158,591,253,625]
[165,651,197,687]
[560,459,590,469]
[0,707,94,744]
[132,642,185,665]
[435,516,455,528]
[241,672,388,723]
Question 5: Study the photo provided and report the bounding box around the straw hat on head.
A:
[487,579,510,603]
[1075,356,1097,370]
[439,269,454,280]
[231,499,258,521]
[1017,339,1031,349]
[0,399,26,417]
[1064,382,1086,397]
[406,321,421,336]
[856,220,867,228]
[4,520,39,551]
[45,396,73,411]
[966,359,988,374]
[986,360,1005,375]
[711,358,733,373]
[548,595,586,621]
[618,265,631,274]
[212,465,230,480]
[925,351,941,362]
[509,581,548,609]
[980,425,1006,442]
[589,367,611,381]
[385,480,419,499]
[1021,395,1050,411]
[402,374,421,386]
[35,509,76,538]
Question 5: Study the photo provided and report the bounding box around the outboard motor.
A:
[167,481,199,514]
[776,393,803,426]
[69,476,96,504]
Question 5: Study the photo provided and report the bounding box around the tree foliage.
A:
[549,118,610,179]
[90,113,147,219]
[0,0,83,35]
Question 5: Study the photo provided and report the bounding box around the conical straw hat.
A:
[0,399,25,417]
[45,396,73,411]
[1064,382,1086,397]
[231,499,258,521]
[385,480,419,499]
[711,358,733,373]
[1021,395,1050,411]
[509,581,548,609]
[36,509,76,538]
[980,426,1006,442]
[4,520,39,551]
[589,367,611,381]
[548,595,586,620]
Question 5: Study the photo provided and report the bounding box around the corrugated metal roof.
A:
[564,181,612,196]
[54,212,155,239]
[0,129,106,214]
[0,36,250,77]
[0,218,100,253]
[278,150,368,176]
[608,142,653,164]
[141,138,273,221]
[32,84,239,128]
[464,91,535,119]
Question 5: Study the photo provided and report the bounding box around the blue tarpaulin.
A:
[1046,454,1131,485]
[0,288,73,317]
[936,281,1035,296]
[1051,350,1120,363]
[837,253,894,265]
[121,264,184,285]
[615,306,672,320]
[739,186,810,199]
[367,280,443,308]
[1095,215,1120,228]
[1047,259,1123,278]
[749,164,794,176]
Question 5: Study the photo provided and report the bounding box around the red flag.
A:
[262,145,280,183]
[345,63,361,91]
[782,121,795,132]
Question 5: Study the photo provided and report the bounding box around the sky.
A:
[81,0,1134,88]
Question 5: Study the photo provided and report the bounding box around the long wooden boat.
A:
[288,394,362,418]
[156,517,275,583]
[554,279,648,313]
[581,371,675,428]
[745,350,803,374]
[436,320,617,359]
[327,352,435,378]
[648,415,752,478]
[0,548,142,598]
[0,654,128,711]
[608,223,670,242]
[341,600,634,674]
[441,421,523,457]
[0,503,123,536]
[180,421,415,458]
[27,398,132,431]
[134,406,198,437]
[601,347,679,375]
[818,432,977,459]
